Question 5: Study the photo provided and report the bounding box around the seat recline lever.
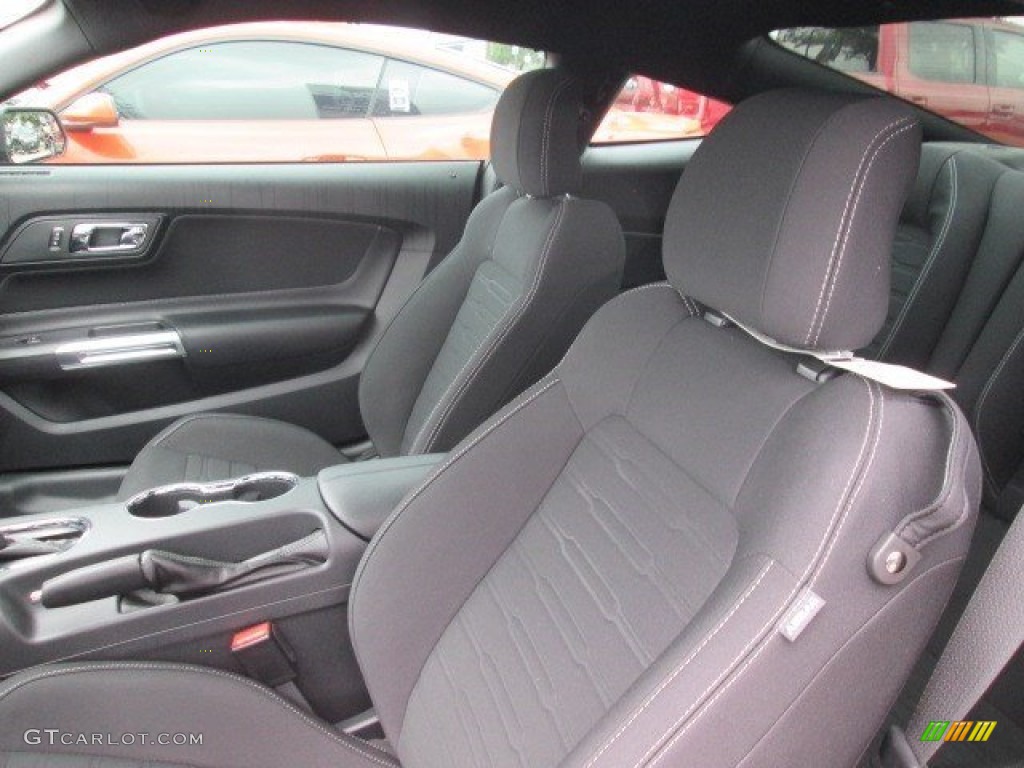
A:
[35,530,328,609]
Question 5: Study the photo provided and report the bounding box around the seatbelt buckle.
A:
[878,726,923,768]
[230,621,297,687]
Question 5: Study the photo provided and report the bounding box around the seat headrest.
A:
[664,89,921,352]
[491,69,583,197]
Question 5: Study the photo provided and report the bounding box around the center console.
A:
[0,453,443,721]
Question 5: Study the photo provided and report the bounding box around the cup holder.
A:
[0,516,89,563]
[125,472,300,518]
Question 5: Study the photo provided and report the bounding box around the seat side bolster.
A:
[348,374,584,745]
[358,186,516,458]
[409,195,627,455]
[566,376,980,768]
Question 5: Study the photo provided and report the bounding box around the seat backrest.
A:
[349,90,981,768]
[863,144,1004,370]
[358,69,625,457]
[948,170,1024,514]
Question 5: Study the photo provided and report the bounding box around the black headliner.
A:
[67,0,1024,75]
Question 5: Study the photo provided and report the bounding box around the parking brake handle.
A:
[38,530,328,609]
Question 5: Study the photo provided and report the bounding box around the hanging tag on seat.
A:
[722,314,955,391]
[823,358,955,391]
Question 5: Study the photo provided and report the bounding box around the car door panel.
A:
[0,213,387,311]
[0,161,481,472]
[63,119,387,164]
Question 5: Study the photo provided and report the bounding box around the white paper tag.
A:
[388,79,411,113]
[826,358,955,391]
[778,590,826,642]
[722,314,955,391]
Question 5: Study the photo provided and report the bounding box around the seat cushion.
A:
[0,662,397,768]
[117,413,345,500]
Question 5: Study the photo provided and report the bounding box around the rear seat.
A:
[870,147,1024,514]
[862,144,1004,369]
[856,143,1024,766]
[928,168,1024,382]
[950,172,1024,518]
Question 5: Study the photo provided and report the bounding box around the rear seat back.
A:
[863,144,1004,368]
[867,144,1024,767]
[861,142,1024,515]
[929,169,1024,381]
[842,140,1024,765]
[948,174,1024,514]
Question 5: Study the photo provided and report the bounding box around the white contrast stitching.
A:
[805,118,909,344]
[805,118,916,346]
[623,281,672,295]
[974,324,1024,490]
[896,394,962,544]
[639,382,883,767]
[149,412,286,449]
[540,78,574,196]
[646,630,774,768]
[582,379,878,768]
[808,383,884,590]
[349,377,561,656]
[409,198,568,454]
[812,122,917,346]
[581,560,775,768]
[0,662,397,766]
[877,155,959,359]
[913,430,972,550]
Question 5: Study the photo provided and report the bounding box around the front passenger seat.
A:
[1,90,980,768]
[117,69,626,499]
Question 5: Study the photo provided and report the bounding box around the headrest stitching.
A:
[804,116,916,346]
[811,120,917,346]
[540,77,574,197]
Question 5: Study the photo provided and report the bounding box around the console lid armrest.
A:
[317,455,445,541]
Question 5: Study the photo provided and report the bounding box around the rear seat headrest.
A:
[490,69,584,198]
[664,88,921,352]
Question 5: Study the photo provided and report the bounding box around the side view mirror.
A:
[60,92,119,132]
[0,107,66,164]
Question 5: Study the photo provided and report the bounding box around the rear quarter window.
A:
[772,18,1024,148]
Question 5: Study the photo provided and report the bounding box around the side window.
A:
[990,29,1024,89]
[102,42,384,120]
[5,23,545,164]
[772,27,879,73]
[908,22,976,83]
[592,76,732,144]
[371,60,499,117]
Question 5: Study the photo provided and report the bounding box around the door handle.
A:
[54,330,185,370]
[69,221,149,254]
[993,103,1016,117]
